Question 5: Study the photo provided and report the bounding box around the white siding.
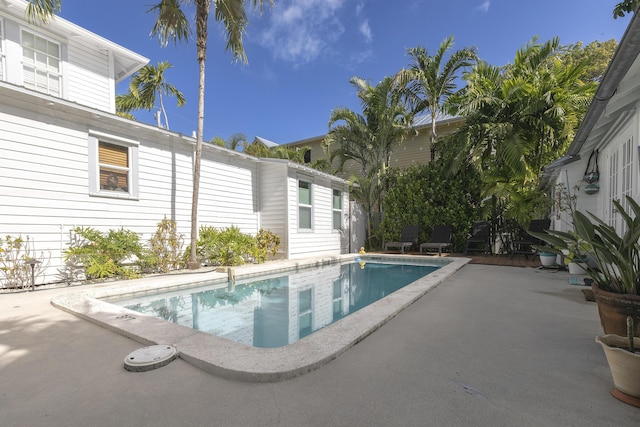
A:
[0,102,263,285]
[287,172,342,259]
[66,39,112,112]
[259,162,288,257]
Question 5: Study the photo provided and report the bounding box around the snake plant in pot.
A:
[530,196,640,338]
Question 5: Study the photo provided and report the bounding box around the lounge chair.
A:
[419,225,452,256]
[464,220,492,255]
[384,225,420,254]
[510,218,551,259]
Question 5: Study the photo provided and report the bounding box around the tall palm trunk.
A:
[189,0,209,269]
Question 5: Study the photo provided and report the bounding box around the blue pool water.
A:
[109,260,440,348]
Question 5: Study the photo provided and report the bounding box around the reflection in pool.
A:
[109,261,439,348]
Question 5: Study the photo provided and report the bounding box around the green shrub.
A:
[254,228,281,262]
[65,226,144,279]
[381,162,483,252]
[140,217,184,273]
[188,226,281,266]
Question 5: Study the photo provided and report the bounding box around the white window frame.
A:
[88,130,139,200]
[298,179,313,231]
[20,28,61,96]
[332,188,342,231]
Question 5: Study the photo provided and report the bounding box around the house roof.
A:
[253,136,279,148]
[282,116,465,148]
[2,0,148,82]
[542,9,640,181]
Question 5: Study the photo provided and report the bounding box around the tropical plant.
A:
[116,61,186,129]
[443,37,597,227]
[25,0,274,271]
[210,132,249,151]
[148,0,273,269]
[531,196,640,296]
[255,228,281,262]
[141,217,185,273]
[189,225,257,266]
[324,76,414,247]
[0,235,50,289]
[65,226,144,280]
[395,35,477,161]
[613,0,639,18]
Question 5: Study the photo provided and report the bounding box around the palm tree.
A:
[116,61,186,129]
[444,37,597,224]
[27,0,273,270]
[324,76,414,247]
[395,36,477,161]
[210,133,248,150]
[150,0,272,269]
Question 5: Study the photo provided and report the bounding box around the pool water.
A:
[109,260,440,348]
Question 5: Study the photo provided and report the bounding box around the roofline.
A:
[565,9,640,158]
[2,0,148,82]
[0,81,348,184]
[282,116,466,147]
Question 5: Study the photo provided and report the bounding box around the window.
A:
[298,288,313,339]
[21,30,61,96]
[99,142,129,192]
[332,189,342,230]
[298,180,312,229]
[88,131,139,199]
[0,20,5,81]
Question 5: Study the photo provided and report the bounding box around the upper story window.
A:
[88,131,139,199]
[21,29,60,96]
[298,180,313,230]
[332,189,342,230]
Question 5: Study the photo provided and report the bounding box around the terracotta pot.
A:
[595,334,640,407]
[592,284,640,337]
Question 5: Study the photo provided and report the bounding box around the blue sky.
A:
[56,0,632,145]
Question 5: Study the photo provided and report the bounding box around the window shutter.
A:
[99,142,128,167]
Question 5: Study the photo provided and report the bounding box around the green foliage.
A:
[139,217,184,273]
[65,227,144,280]
[380,162,483,252]
[613,0,639,18]
[0,235,50,289]
[254,228,281,263]
[531,196,640,295]
[190,226,279,267]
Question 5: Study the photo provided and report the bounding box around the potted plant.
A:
[530,196,640,338]
[538,250,557,267]
[595,317,640,407]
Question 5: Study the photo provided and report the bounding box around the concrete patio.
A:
[1,263,638,426]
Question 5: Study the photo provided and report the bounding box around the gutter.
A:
[566,9,640,158]
[541,9,640,185]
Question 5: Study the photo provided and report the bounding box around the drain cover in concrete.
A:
[124,345,178,372]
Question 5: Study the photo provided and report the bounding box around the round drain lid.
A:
[124,344,178,372]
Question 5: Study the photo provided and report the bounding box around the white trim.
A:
[88,133,139,200]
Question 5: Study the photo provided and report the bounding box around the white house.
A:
[0,0,351,286]
[543,11,640,234]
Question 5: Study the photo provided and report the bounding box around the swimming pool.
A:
[52,254,470,382]
[106,260,440,348]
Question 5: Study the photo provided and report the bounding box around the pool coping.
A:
[52,254,470,382]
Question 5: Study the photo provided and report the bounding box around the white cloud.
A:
[476,1,490,13]
[359,19,372,43]
[258,0,346,65]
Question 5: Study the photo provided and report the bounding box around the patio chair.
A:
[384,225,420,254]
[464,221,492,255]
[419,225,452,256]
[510,218,551,259]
